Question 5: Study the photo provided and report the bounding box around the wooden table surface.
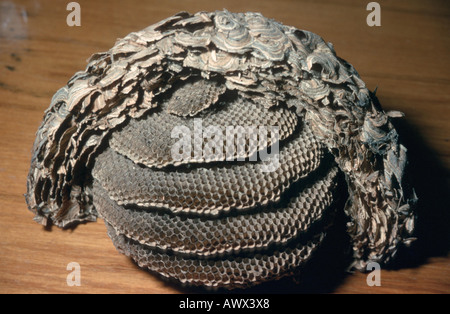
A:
[0,0,449,294]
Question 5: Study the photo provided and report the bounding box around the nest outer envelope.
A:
[25,10,418,288]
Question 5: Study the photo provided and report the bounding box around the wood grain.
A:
[0,0,448,294]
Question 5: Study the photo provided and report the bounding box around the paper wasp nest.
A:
[26,10,417,289]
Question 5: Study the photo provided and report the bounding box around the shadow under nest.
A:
[131,116,450,294]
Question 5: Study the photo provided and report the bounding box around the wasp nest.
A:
[26,10,417,289]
